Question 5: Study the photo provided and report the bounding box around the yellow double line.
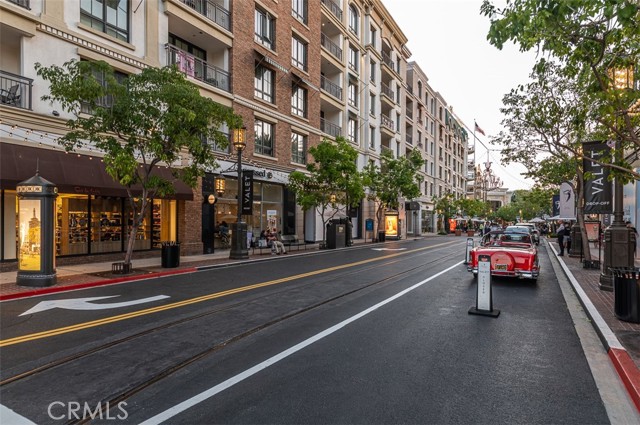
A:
[1,241,457,347]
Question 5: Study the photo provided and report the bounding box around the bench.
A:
[280,234,309,251]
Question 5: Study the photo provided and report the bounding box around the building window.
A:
[396,112,401,132]
[348,5,359,35]
[348,45,359,72]
[369,92,375,115]
[80,0,129,41]
[291,84,307,117]
[255,64,274,103]
[348,116,358,143]
[291,132,307,164]
[369,126,375,149]
[291,0,307,23]
[255,7,275,49]
[348,78,358,107]
[370,60,376,83]
[80,64,127,114]
[255,119,274,156]
[369,25,377,48]
[291,35,307,71]
[396,84,401,104]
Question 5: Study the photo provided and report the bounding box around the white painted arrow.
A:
[371,248,407,251]
[19,295,170,316]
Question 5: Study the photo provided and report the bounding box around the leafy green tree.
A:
[363,149,424,235]
[456,198,489,219]
[433,193,458,234]
[36,60,240,267]
[288,137,364,244]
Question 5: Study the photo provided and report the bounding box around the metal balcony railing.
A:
[320,75,343,100]
[0,70,33,110]
[178,0,230,31]
[381,82,394,102]
[406,109,413,120]
[166,45,231,92]
[406,134,413,145]
[320,0,343,21]
[321,33,343,61]
[380,114,394,131]
[381,51,395,72]
[320,118,342,137]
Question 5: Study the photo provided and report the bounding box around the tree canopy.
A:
[36,60,241,265]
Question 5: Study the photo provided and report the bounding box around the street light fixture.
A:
[599,65,635,291]
[229,127,249,260]
[215,175,226,197]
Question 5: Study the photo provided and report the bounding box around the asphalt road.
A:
[0,238,620,424]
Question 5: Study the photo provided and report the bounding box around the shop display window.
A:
[91,197,123,253]
[56,195,89,256]
[124,199,152,250]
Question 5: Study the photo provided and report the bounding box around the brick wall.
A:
[179,179,203,255]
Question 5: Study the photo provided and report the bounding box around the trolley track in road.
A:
[1,242,465,422]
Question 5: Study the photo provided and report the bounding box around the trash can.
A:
[378,231,386,242]
[610,267,640,323]
[326,219,346,249]
[161,241,180,268]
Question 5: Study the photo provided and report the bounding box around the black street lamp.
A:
[599,64,636,291]
[229,127,249,260]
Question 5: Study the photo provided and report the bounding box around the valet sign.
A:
[468,254,500,317]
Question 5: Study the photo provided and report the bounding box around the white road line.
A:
[0,404,37,425]
[140,261,464,425]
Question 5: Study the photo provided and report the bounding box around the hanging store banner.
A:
[552,194,560,217]
[242,170,253,215]
[559,181,576,219]
[582,141,612,213]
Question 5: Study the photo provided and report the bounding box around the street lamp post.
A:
[599,65,635,291]
[229,127,249,260]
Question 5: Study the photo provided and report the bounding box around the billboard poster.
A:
[583,141,612,213]
[552,194,560,217]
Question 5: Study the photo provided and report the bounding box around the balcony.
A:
[380,114,395,132]
[381,51,395,73]
[406,109,413,120]
[0,71,33,110]
[381,82,395,103]
[406,134,413,145]
[320,0,343,21]
[166,44,231,92]
[320,118,342,138]
[177,0,230,31]
[320,75,343,100]
[321,33,343,62]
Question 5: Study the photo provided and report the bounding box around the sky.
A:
[383,0,538,191]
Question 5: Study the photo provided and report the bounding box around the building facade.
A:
[1,0,475,268]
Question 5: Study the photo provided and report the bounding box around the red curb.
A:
[609,347,640,413]
[0,268,198,302]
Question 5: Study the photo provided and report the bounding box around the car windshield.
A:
[482,231,532,247]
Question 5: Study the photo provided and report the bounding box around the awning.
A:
[0,143,194,200]
[292,72,319,91]
[255,50,289,73]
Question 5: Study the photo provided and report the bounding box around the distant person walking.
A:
[557,222,567,256]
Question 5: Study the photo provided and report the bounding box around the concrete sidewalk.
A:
[1,235,638,411]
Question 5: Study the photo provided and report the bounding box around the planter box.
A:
[467,230,475,237]
[455,229,462,236]
[112,262,132,274]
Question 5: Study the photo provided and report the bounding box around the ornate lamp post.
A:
[599,64,635,291]
[229,127,249,260]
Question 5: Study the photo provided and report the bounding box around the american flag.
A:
[474,122,486,136]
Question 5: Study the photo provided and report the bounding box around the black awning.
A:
[0,143,194,200]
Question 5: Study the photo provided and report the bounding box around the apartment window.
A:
[396,112,401,132]
[348,45,359,72]
[347,116,358,143]
[255,119,274,156]
[369,92,375,115]
[417,131,422,145]
[292,35,307,70]
[80,0,129,41]
[439,166,442,179]
[255,7,275,49]
[80,62,127,114]
[348,78,358,107]
[255,64,274,103]
[169,33,206,79]
[291,84,307,117]
[430,183,434,196]
[369,25,377,48]
[291,132,307,164]
[370,126,375,149]
[396,57,401,73]
[396,84,401,103]
[291,0,307,23]
[370,60,376,83]
[348,5,359,35]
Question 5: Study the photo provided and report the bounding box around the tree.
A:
[288,137,364,245]
[432,193,458,234]
[456,198,489,220]
[36,60,241,267]
[482,0,640,167]
[362,149,424,235]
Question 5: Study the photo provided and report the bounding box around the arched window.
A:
[349,5,359,35]
[417,81,423,98]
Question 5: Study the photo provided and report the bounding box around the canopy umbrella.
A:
[529,217,545,223]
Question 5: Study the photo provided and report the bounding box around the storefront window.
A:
[56,195,89,255]
[91,197,123,253]
[152,199,177,247]
[124,199,152,250]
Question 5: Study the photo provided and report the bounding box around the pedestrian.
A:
[557,222,566,256]
[267,228,287,255]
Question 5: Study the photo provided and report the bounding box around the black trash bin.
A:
[378,231,386,242]
[161,241,180,268]
[610,267,640,323]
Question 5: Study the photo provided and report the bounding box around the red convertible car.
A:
[468,230,540,281]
